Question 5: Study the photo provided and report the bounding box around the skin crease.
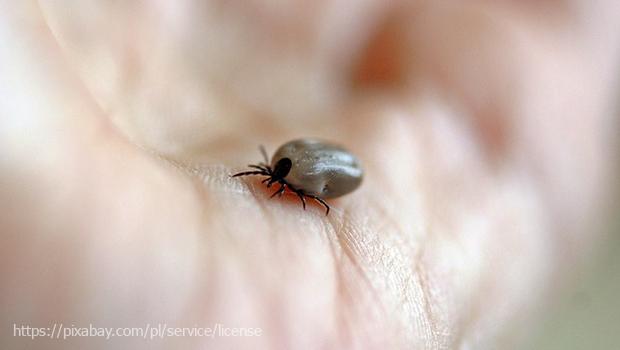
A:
[0,1,619,349]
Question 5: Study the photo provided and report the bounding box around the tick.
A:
[231,138,364,215]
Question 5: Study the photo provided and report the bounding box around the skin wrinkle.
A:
[410,100,496,347]
[332,218,383,305]
[324,208,402,346]
[334,228,396,348]
[368,198,440,347]
[399,212,443,348]
[416,260,445,348]
[354,113,441,347]
[334,206,432,346]
[324,212,356,348]
[34,0,108,122]
[402,246,438,348]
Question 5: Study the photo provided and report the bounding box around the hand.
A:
[1,1,618,348]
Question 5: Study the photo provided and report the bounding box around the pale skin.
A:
[1,1,619,349]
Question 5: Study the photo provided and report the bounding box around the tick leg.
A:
[277,184,286,197]
[258,164,272,172]
[231,170,268,178]
[289,187,307,210]
[296,191,307,210]
[270,184,286,198]
[266,177,278,188]
[248,164,269,172]
[259,145,270,164]
[308,195,330,216]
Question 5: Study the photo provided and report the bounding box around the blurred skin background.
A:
[1,1,619,349]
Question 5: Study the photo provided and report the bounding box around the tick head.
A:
[271,157,292,181]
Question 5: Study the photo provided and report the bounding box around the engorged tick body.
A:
[231,139,363,215]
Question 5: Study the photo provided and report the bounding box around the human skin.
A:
[1,1,619,349]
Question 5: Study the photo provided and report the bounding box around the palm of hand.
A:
[2,2,618,349]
